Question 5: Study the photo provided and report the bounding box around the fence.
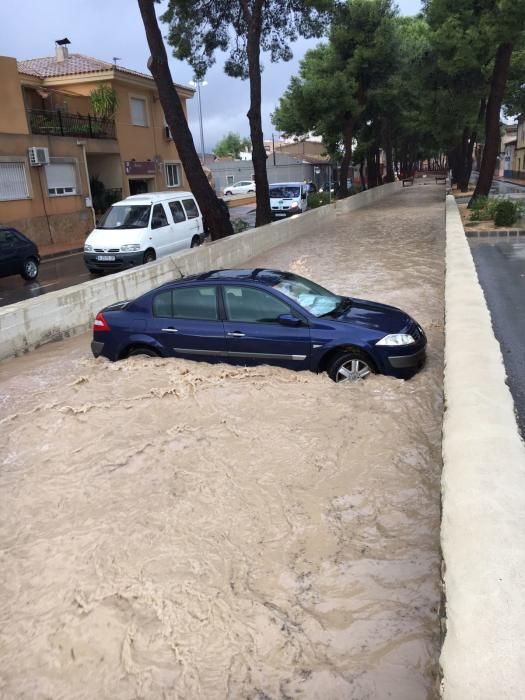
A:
[28,109,116,140]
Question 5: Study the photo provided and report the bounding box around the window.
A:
[151,203,168,229]
[45,162,77,196]
[0,161,30,201]
[169,200,186,223]
[97,204,150,230]
[224,286,290,323]
[165,162,182,188]
[182,198,199,219]
[153,286,218,320]
[130,96,147,127]
[0,229,18,245]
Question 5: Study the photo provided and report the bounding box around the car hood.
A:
[336,297,412,334]
[85,227,147,248]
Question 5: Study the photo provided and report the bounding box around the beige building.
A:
[0,42,194,246]
[514,116,525,177]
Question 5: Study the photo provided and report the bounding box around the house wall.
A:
[0,56,28,135]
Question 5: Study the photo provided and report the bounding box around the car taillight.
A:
[93,312,110,332]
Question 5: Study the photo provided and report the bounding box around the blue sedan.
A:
[91,269,426,382]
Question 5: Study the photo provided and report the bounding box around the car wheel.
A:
[328,351,373,383]
[190,235,201,248]
[224,190,232,196]
[248,188,255,193]
[21,257,39,281]
[127,346,159,358]
[143,249,156,264]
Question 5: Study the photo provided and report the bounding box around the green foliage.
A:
[307,192,331,208]
[231,217,250,233]
[493,199,522,227]
[89,84,118,120]
[161,1,332,80]
[214,132,250,158]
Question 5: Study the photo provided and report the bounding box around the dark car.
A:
[0,227,40,281]
[91,269,426,382]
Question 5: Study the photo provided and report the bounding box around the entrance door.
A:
[129,179,149,195]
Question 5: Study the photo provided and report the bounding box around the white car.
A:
[223,180,256,196]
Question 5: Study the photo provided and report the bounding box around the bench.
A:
[435,172,447,183]
[402,176,414,187]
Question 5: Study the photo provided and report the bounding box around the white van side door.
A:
[181,197,203,248]
[167,199,192,252]
[150,203,173,258]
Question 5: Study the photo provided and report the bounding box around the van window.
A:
[169,200,186,224]
[182,198,199,219]
[97,204,151,230]
[269,185,301,198]
[151,203,169,229]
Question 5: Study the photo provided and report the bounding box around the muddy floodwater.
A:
[0,187,445,699]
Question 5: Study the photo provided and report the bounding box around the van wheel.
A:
[191,236,201,248]
[21,257,39,281]
[143,249,156,264]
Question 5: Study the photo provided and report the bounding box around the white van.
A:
[83,191,205,273]
[269,182,309,221]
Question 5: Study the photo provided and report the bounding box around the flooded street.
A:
[0,187,445,699]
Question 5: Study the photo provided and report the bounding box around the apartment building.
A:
[0,41,194,246]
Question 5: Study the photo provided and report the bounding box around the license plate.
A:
[275,213,286,218]
[96,255,115,261]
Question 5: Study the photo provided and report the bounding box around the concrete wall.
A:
[0,182,400,361]
[440,196,525,698]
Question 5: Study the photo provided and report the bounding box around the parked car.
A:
[91,269,426,382]
[269,182,309,220]
[84,192,205,273]
[0,227,40,281]
[223,181,256,196]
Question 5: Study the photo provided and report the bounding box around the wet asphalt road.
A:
[0,206,256,308]
[470,239,525,437]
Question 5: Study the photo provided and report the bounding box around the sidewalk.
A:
[494,175,525,187]
[39,238,86,261]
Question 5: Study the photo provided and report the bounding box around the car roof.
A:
[156,268,286,289]
[120,191,194,205]
[269,182,304,187]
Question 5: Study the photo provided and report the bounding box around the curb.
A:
[41,247,84,262]
[464,228,525,238]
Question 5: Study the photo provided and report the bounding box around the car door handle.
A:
[161,327,179,333]
[227,331,246,337]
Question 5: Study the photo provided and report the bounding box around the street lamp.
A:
[189,78,208,164]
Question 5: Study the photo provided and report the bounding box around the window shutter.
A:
[45,163,76,189]
[0,162,30,201]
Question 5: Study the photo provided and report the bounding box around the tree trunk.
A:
[243,0,272,227]
[338,117,354,199]
[137,0,232,240]
[359,159,366,190]
[383,120,394,183]
[472,42,513,201]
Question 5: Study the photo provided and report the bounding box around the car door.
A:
[0,228,21,278]
[221,284,311,369]
[147,284,227,360]
[150,203,172,258]
[168,199,192,252]
[181,197,202,246]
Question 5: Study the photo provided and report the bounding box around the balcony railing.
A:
[27,109,116,140]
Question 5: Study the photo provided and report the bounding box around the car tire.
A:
[190,235,201,248]
[224,190,232,196]
[327,351,374,383]
[248,189,255,193]
[127,346,159,358]
[21,257,39,281]
[143,249,156,264]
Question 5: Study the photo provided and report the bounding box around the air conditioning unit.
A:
[28,146,50,166]
[164,126,172,140]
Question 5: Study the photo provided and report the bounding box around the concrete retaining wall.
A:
[0,182,400,361]
[440,196,525,698]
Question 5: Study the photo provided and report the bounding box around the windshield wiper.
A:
[320,296,352,318]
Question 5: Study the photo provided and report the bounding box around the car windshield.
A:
[269,186,301,199]
[273,273,344,317]
[97,204,151,229]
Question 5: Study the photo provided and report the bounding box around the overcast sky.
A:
[1,0,423,152]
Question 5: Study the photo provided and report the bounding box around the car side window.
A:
[224,286,291,323]
[182,198,199,220]
[169,200,186,224]
[151,203,169,229]
[0,229,17,245]
[153,286,218,320]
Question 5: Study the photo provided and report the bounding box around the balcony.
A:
[27,109,116,140]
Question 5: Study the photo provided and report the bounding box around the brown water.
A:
[0,186,445,699]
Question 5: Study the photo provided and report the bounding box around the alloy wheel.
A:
[335,359,371,382]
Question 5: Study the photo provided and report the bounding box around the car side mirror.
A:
[278,314,302,327]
